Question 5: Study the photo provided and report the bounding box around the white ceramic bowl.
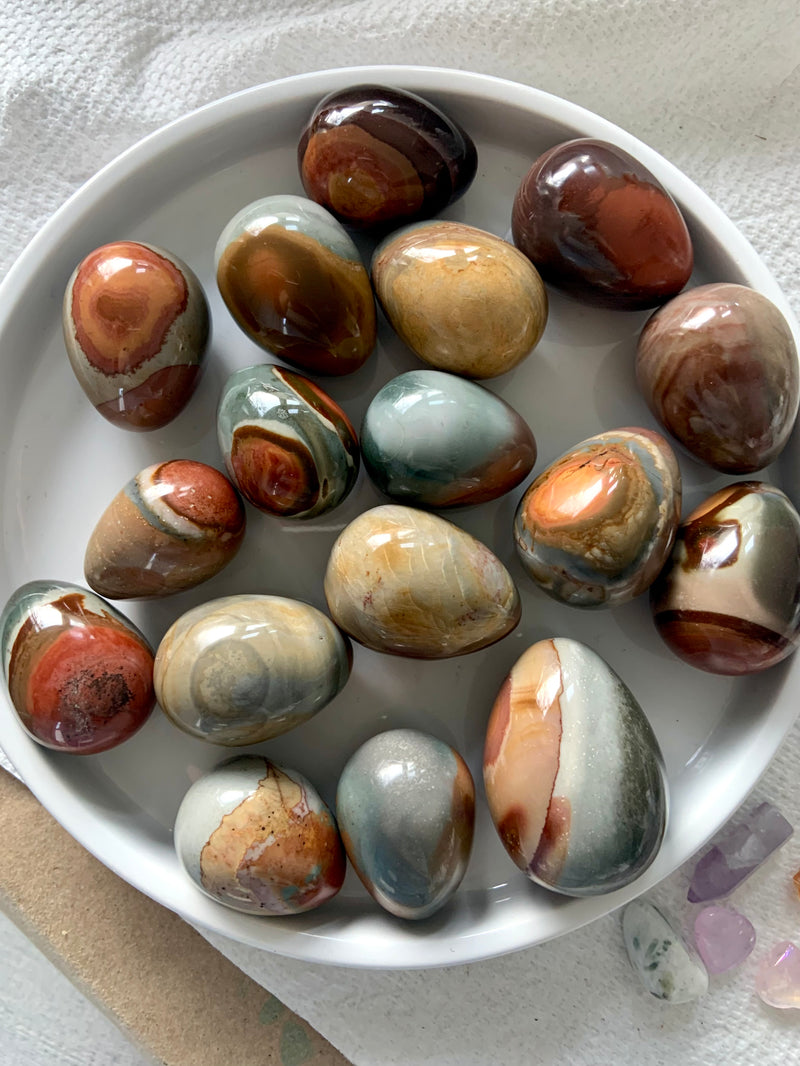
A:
[1,66,798,969]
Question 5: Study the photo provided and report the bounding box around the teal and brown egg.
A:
[174,755,346,916]
[84,459,246,599]
[361,369,536,507]
[217,364,359,519]
[651,481,800,675]
[336,729,475,919]
[483,638,667,896]
[215,194,376,376]
[154,594,351,745]
[514,427,681,608]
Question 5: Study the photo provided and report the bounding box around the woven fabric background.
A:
[2,3,799,1063]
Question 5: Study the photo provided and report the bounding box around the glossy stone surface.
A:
[84,460,246,599]
[687,802,793,902]
[623,899,709,1003]
[63,241,209,430]
[324,504,520,658]
[336,729,475,919]
[512,138,693,310]
[651,483,800,674]
[217,364,359,519]
[154,595,351,745]
[484,638,667,895]
[361,370,536,507]
[755,942,800,1009]
[372,220,548,378]
[636,283,799,473]
[514,428,681,608]
[0,581,155,754]
[174,755,345,916]
[216,195,376,376]
[693,905,756,974]
[794,868,800,898]
[298,84,477,232]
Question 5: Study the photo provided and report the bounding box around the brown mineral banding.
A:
[230,425,320,515]
[95,363,201,430]
[217,227,376,375]
[71,242,188,375]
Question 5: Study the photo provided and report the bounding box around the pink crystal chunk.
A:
[755,942,800,1009]
[687,802,793,903]
[693,905,756,974]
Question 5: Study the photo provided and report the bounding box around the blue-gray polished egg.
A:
[361,370,536,507]
[336,729,475,919]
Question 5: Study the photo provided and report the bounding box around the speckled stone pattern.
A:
[636,283,799,473]
[651,482,800,675]
[361,369,536,507]
[215,194,376,376]
[0,581,155,754]
[298,84,477,232]
[512,138,693,309]
[622,899,709,1003]
[154,595,352,745]
[217,364,359,519]
[63,240,209,430]
[324,504,520,658]
[336,729,475,919]
[372,220,548,378]
[174,755,346,916]
[484,638,667,896]
[84,460,246,599]
[513,427,681,608]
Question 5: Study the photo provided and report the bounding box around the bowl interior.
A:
[1,66,798,968]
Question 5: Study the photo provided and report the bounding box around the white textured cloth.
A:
[2,3,800,1064]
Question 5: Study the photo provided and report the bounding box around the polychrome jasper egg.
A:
[336,729,475,919]
[174,756,345,915]
[651,482,800,674]
[512,139,693,310]
[217,364,359,519]
[298,84,477,232]
[154,595,351,745]
[324,504,520,658]
[514,428,681,607]
[63,241,209,430]
[84,460,246,599]
[361,370,536,507]
[372,220,548,378]
[0,581,155,754]
[636,283,799,473]
[215,195,376,376]
[484,638,667,896]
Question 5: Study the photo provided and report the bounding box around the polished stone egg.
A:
[298,84,477,232]
[513,427,681,607]
[512,138,693,310]
[484,637,667,895]
[217,364,359,519]
[174,755,346,916]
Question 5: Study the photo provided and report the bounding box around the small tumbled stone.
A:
[693,905,756,974]
[755,942,800,1009]
[622,899,709,1003]
[793,868,800,898]
[687,802,793,903]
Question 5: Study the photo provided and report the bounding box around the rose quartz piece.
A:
[755,942,800,1009]
[693,905,756,974]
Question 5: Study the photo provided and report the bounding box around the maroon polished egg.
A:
[0,581,155,754]
[63,241,209,430]
[636,283,799,473]
[511,138,693,310]
[298,84,477,232]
